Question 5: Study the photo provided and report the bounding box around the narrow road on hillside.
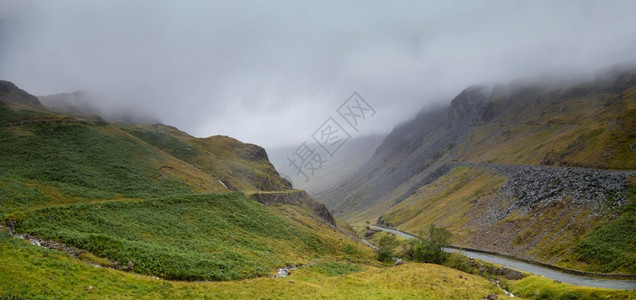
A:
[370,226,636,290]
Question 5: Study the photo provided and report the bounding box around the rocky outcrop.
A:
[397,161,633,224]
[469,259,526,280]
[251,190,336,226]
[449,85,492,127]
[449,163,634,229]
[491,164,631,213]
[378,161,635,267]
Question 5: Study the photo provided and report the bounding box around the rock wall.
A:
[251,190,336,226]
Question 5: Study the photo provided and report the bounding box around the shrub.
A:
[408,239,446,264]
[402,224,453,264]
[377,246,394,262]
[428,224,451,248]
[376,233,397,262]
[444,252,474,274]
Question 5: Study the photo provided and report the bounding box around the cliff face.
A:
[251,191,336,226]
[448,85,492,127]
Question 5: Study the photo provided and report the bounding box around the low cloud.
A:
[1,0,635,148]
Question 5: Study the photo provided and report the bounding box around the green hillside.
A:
[121,124,291,192]
[0,81,372,283]
[13,193,369,281]
[316,70,636,275]
[0,85,290,218]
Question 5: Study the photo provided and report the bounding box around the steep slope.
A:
[1,81,359,284]
[0,84,291,215]
[10,192,369,281]
[316,68,636,273]
[0,102,226,213]
[121,124,291,192]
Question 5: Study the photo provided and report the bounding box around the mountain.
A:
[2,80,633,299]
[0,81,367,283]
[316,68,636,274]
[0,80,42,107]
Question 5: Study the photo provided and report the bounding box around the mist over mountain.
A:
[2,1,636,298]
[312,66,636,274]
[2,1,636,148]
[39,91,160,124]
[268,134,385,193]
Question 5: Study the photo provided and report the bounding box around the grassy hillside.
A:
[0,95,289,220]
[571,184,636,273]
[5,232,635,299]
[0,83,375,289]
[0,104,227,216]
[122,124,291,192]
[0,89,295,217]
[0,232,509,299]
[11,192,372,281]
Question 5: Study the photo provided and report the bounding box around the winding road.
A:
[370,225,636,290]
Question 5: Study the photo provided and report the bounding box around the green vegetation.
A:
[428,224,452,248]
[121,124,290,192]
[0,119,195,210]
[443,252,475,274]
[0,233,508,299]
[572,186,636,273]
[365,224,452,265]
[507,275,635,300]
[123,125,199,161]
[376,234,398,262]
[405,239,446,264]
[306,262,363,277]
[12,193,368,281]
[400,225,452,264]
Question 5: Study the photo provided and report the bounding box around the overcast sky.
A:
[1,0,636,148]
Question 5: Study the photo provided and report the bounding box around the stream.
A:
[370,226,636,290]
